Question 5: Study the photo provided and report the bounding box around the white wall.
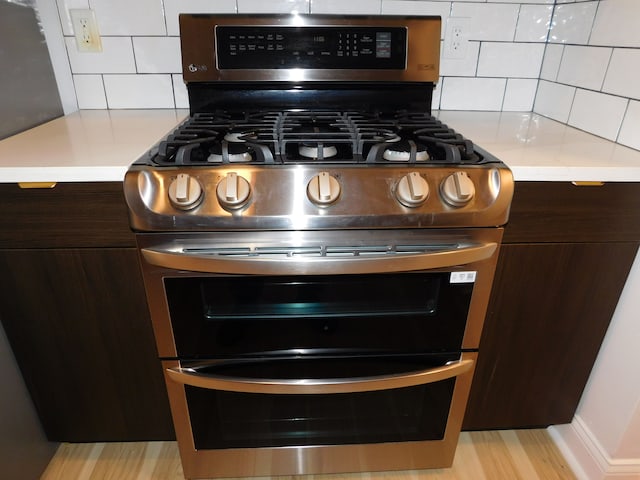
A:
[48,0,552,112]
[536,0,640,150]
[550,249,640,479]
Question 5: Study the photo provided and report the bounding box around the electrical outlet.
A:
[444,18,469,59]
[70,9,102,53]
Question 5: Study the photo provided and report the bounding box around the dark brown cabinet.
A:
[0,183,174,442]
[1,181,639,439]
[463,182,640,430]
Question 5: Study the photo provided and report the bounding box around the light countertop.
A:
[2,109,640,183]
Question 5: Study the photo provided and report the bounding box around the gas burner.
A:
[299,143,338,159]
[382,140,430,162]
[368,129,401,143]
[207,142,254,163]
[223,130,259,143]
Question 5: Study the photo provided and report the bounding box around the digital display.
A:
[216,26,407,70]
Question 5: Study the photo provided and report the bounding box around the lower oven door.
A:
[163,351,477,478]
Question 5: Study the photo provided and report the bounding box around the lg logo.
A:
[188,64,208,72]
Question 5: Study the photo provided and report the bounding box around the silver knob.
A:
[396,172,429,207]
[440,171,475,207]
[216,172,251,209]
[307,172,340,206]
[168,173,203,210]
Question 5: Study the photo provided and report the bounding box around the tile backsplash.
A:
[536,0,640,150]
[46,0,640,151]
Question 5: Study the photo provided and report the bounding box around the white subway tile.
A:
[450,3,519,42]
[238,0,310,14]
[477,43,545,79]
[503,79,538,112]
[568,89,627,141]
[618,100,640,151]
[540,43,563,82]
[65,36,136,74]
[548,2,597,44]
[493,0,553,3]
[173,74,189,109]
[89,0,166,35]
[533,80,575,123]
[382,1,450,39]
[164,0,237,36]
[440,77,506,111]
[440,41,479,77]
[515,5,552,43]
[310,0,381,14]
[556,45,611,91]
[603,49,640,101]
[590,0,640,48]
[57,0,90,36]
[73,75,107,109]
[104,75,175,109]
[133,37,182,74]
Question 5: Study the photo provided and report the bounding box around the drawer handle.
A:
[18,182,57,189]
[571,181,604,187]
[166,358,474,394]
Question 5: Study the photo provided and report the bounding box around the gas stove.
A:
[124,14,514,480]
[124,14,513,232]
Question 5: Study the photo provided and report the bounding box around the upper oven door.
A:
[137,229,502,358]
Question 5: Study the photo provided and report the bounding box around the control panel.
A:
[216,26,407,69]
[178,14,441,83]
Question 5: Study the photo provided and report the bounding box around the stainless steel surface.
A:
[179,15,440,83]
[125,164,513,231]
[141,240,497,275]
[136,227,502,358]
[126,13,513,480]
[164,352,477,478]
[167,358,473,394]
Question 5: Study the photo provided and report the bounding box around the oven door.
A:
[162,351,477,478]
[137,229,500,478]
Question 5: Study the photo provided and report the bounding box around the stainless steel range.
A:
[124,14,513,480]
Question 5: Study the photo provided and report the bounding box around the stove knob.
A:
[307,172,340,206]
[396,172,429,207]
[216,171,251,209]
[440,171,475,207]
[168,173,203,210]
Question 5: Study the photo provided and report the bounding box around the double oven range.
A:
[124,14,513,479]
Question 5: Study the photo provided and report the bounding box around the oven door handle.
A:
[141,242,497,275]
[165,358,474,394]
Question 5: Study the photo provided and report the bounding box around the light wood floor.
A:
[40,430,576,480]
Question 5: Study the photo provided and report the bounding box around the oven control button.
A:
[168,173,203,210]
[216,172,251,209]
[440,171,475,207]
[396,172,429,207]
[307,172,340,206]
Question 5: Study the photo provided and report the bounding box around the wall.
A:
[535,0,640,151]
[50,0,552,112]
[549,250,640,479]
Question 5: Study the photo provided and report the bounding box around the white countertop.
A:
[2,109,640,183]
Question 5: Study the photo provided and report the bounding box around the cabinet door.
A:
[0,248,174,442]
[463,242,638,430]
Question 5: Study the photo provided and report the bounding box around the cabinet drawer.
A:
[0,182,135,248]
[504,182,640,243]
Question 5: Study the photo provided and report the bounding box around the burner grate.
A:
[146,110,490,166]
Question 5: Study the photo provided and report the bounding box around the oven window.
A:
[185,379,455,449]
[165,272,474,357]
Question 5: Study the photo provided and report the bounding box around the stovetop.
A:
[135,110,493,168]
[124,14,513,233]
